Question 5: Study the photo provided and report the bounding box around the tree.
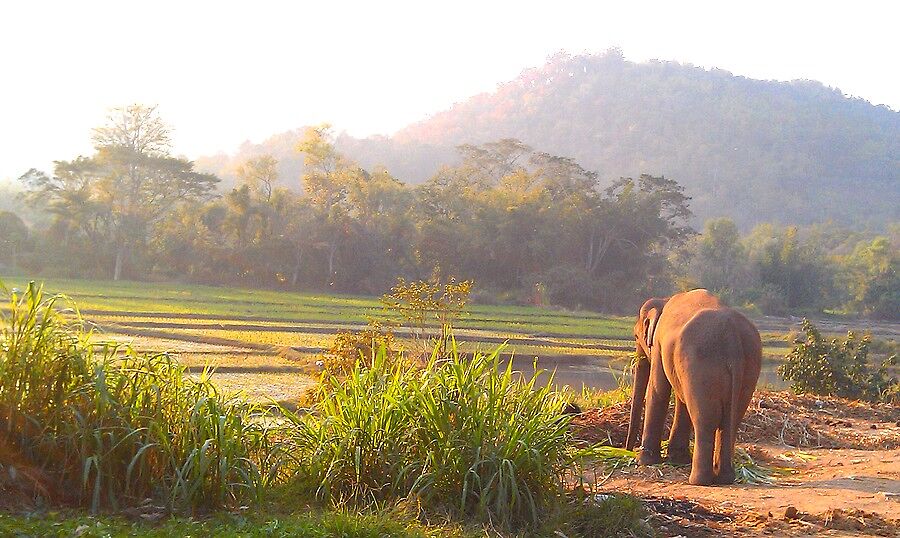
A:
[744,224,832,312]
[575,174,692,309]
[19,158,110,250]
[92,104,171,154]
[296,124,360,285]
[839,237,899,319]
[0,211,30,268]
[279,195,317,287]
[20,105,219,280]
[236,155,279,203]
[691,218,750,302]
[343,166,415,291]
[454,138,533,187]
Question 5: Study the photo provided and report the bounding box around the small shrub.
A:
[778,319,898,403]
[319,322,400,376]
[381,275,472,359]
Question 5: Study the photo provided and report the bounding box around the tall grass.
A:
[0,282,280,512]
[286,344,573,531]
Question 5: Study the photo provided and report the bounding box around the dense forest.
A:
[199,50,899,229]
[2,106,897,319]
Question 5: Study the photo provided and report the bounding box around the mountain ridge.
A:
[197,51,899,229]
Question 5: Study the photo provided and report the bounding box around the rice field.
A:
[3,276,895,405]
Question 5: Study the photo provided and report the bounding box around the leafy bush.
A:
[778,319,898,403]
[287,344,573,531]
[0,282,281,512]
[381,276,472,359]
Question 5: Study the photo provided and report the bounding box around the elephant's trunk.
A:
[625,357,651,451]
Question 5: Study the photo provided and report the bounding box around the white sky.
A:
[1,0,898,183]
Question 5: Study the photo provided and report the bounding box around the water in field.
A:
[506,356,788,392]
[506,355,626,391]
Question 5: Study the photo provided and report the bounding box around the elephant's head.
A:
[625,297,668,450]
[634,298,667,358]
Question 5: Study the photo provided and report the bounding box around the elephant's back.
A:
[658,289,722,333]
[677,307,763,372]
[677,308,743,353]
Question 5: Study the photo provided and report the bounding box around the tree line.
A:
[681,219,898,319]
[1,106,896,318]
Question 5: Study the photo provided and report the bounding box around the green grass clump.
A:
[545,494,649,538]
[0,282,280,513]
[286,344,573,531]
[566,359,634,411]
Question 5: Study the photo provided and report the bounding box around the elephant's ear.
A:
[645,308,660,349]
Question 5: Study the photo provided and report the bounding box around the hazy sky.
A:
[2,0,898,183]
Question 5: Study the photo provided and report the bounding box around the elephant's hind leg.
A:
[687,405,719,485]
[667,398,692,465]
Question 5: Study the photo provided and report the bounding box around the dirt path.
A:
[598,445,899,536]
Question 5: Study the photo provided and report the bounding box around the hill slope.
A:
[199,51,900,228]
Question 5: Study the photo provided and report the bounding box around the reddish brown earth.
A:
[573,391,900,536]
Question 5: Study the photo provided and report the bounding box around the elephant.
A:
[624,289,762,485]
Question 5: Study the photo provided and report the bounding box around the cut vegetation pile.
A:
[742,391,900,449]
[571,390,900,449]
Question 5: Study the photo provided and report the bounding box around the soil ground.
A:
[573,391,900,536]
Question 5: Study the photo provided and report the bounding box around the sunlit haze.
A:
[2,0,898,182]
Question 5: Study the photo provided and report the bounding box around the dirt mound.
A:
[570,404,632,447]
[571,390,900,449]
[728,506,900,537]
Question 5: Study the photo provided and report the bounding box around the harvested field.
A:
[4,276,895,406]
